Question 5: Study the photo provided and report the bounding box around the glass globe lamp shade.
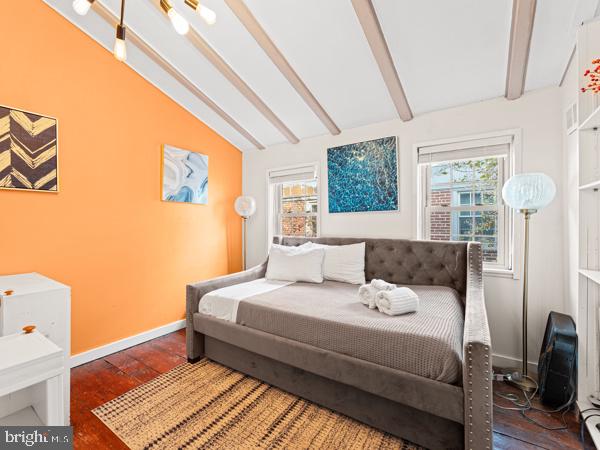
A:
[502,173,556,212]
[234,196,256,218]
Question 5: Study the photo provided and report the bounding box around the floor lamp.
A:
[502,173,556,392]
[234,196,256,270]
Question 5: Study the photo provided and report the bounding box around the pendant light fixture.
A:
[113,0,127,62]
[160,0,190,35]
[185,0,217,25]
[72,0,95,16]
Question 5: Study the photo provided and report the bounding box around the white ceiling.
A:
[374,0,512,115]
[44,0,600,151]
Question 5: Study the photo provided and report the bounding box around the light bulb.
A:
[168,9,190,35]
[114,38,126,62]
[198,4,216,25]
[113,25,127,62]
[72,0,93,16]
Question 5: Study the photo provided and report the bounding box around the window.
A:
[268,164,319,242]
[278,180,318,237]
[418,135,514,271]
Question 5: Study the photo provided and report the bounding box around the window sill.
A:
[483,268,517,279]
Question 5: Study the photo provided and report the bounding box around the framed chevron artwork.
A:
[0,105,58,192]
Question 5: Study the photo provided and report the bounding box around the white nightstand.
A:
[0,273,71,424]
[0,330,64,426]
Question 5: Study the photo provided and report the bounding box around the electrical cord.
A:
[493,374,575,431]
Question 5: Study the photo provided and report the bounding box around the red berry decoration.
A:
[582,58,600,94]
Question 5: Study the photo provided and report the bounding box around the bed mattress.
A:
[198,279,464,384]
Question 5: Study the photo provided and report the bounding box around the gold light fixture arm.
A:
[160,0,172,14]
[184,0,199,10]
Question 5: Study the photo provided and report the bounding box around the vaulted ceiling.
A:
[45,0,600,151]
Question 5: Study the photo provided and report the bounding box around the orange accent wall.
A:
[0,0,242,355]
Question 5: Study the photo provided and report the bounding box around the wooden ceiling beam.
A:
[505,0,537,100]
[351,0,413,121]
[225,0,341,136]
[92,1,265,150]
[150,0,299,144]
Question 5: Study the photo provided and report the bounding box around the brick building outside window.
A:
[425,157,505,265]
[278,180,318,238]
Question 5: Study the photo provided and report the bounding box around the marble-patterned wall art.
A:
[327,136,398,213]
[161,145,208,204]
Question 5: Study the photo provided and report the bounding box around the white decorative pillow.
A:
[301,242,366,285]
[266,244,325,283]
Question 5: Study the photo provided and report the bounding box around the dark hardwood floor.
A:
[71,329,594,449]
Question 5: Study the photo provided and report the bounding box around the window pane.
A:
[307,216,317,237]
[473,158,499,181]
[475,211,497,236]
[458,215,473,234]
[429,210,451,241]
[425,152,506,268]
[281,181,318,214]
[429,208,499,264]
[452,161,473,183]
[478,237,498,262]
[278,179,319,238]
[480,190,496,205]
[431,163,451,184]
[281,216,317,238]
[459,192,471,205]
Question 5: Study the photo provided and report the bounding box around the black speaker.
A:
[537,311,577,407]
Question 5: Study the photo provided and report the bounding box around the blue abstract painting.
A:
[162,145,208,204]
[327,137,398,213]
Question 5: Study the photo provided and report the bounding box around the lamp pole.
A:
[234,195,256,272]
[508,208,537,392]
[242,216,247,271]
[522,209,531,377]
[502,172,556,392]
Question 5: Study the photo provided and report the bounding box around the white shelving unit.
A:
[579,397,600,449]
[580,269,600,285]
[579,105,600,132]
[0,274,71,425]
[576,18,600,445]
[579,179,600,191]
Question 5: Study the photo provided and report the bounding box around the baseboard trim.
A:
[70,319,186,368]
[493,352,538,375]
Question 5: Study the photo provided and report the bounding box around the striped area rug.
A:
[93,359,422,449]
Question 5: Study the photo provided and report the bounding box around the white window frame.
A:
[275,181,319,238]
[415,130,522,277]
[266,162,321,250]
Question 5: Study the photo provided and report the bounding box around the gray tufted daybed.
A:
[186,237,492,450]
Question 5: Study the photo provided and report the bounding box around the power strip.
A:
[493,371,521,382]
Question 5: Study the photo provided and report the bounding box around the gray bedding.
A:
[235,281,464,384]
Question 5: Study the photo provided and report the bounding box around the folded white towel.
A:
[375,287,419,316]
[358,284,379,309]
[371,279,396,291]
